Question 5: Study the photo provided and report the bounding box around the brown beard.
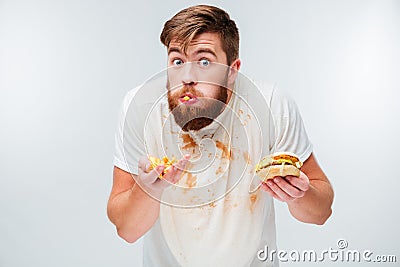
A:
[168,85,228,132]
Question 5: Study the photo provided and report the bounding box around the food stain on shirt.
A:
[216,140,231,160]
[222,194,241,213]
[185,173,197,188]
[181,134,197,150]
[190,195,200,204]
[249,193,258,213]
[223,194,232,213]
[215,165,224,175]
[243,151,251,164]
[177,169,187,182]
[240,113,252,127]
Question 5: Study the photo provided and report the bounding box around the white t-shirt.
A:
[113,73,313,267]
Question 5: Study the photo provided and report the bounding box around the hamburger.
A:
[148,156,177,178]
[255,152,303,183]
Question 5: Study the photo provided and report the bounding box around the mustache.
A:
[169,84,204,98]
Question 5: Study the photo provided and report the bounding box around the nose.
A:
[183,81,196,86]
[181,63,198,86]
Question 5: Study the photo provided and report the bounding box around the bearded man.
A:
[107,5,333,267]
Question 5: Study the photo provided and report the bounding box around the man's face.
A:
[167,32,231,132]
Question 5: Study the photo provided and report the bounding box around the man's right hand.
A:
[137,154,190,193]
[108,154,190,242]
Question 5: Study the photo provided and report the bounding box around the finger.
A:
[165,154,190,175]
[274,177,305,198]
[152,166,182,189]
[261,181,286,201]
[285,174,310,192]
[265,179,295,202]
[161,166,179,184]
[138,156,151,173]
[163,155,190,184]
[260,182,285,202]
[174,154,191,172]
[141,165,165,185]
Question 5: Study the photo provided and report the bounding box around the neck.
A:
[226,82,234,105]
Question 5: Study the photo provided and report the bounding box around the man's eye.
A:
[173,59,184,66]
[199,59,210,67]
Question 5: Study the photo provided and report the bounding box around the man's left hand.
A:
[261,171,310,202]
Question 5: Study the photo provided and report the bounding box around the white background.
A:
[1,0,399,266]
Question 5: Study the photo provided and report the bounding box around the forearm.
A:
[107,182,160,243]
[287,180,333,225]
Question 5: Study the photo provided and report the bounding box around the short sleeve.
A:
[113,87,146,175]
[269,88,313,163]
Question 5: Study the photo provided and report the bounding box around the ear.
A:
[227,59,241,85]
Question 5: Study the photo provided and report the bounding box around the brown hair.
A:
[160,5,239,65]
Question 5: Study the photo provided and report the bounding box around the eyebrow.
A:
[167,47,217,58]
[168,47,181,55]
[195,48,217,58]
